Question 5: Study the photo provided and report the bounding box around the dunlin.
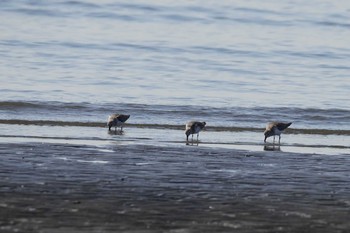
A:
[185,121,206,141]
[107,114,130,131]
[264,122,292,144]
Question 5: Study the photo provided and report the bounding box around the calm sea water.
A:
[0,0,349,153]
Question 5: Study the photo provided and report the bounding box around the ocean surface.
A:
[0,0,349,154]
[0,1,350,232]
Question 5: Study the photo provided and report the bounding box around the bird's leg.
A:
[279,135,281,144]
[197,134,199,141]
[192,134,194,141]
[273,136,275,144]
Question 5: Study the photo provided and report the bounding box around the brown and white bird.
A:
[264,122,292,144]
[107,114,130,131]
[185,121,206,141]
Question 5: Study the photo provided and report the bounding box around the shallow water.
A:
[0,100,349,155]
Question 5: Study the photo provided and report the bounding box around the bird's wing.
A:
[276,122,291,131]
[116,114,130,122]
[190,122,198,131]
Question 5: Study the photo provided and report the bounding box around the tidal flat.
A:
[0,142,349,233]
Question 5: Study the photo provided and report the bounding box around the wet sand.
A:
[0,142,349,233]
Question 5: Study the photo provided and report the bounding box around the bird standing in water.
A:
[185,121,206,141]
[107,114,130,132]
[264,122,292,144]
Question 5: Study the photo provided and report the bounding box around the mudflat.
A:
[1,142,349,233]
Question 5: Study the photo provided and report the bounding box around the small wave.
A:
[1,100,350,114]
[316,20,350,29]
[1,119,350,136]
[14,8,61,17]
[61,1,100,9]
[0,101,93,110]
[0,134,108,141]
[1,101,350,133]
[0,119,102,127]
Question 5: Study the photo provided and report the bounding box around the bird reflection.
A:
[264,144,281,151]
[108,130,124,136]
[186,140,199,146]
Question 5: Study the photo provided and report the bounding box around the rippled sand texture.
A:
[1,143,349,232]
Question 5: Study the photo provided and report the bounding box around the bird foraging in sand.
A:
[264,122,292,144]
[107,114,130,131]
[185,121,206,141]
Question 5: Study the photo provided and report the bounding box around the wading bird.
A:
[185,121,206,141]
[264,122,292,144]
[107,114,130,132]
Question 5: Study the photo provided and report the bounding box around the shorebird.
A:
[264,122,292,144]
[185,121,206,141]
[107,114,130,131]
